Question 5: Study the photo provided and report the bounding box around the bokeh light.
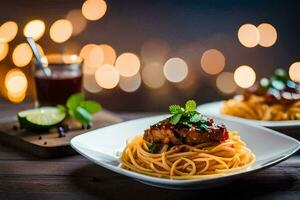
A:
[163,57,188,83]
[140,39,170,64]
[23,20,45,41]
[5,69,28,103]
[0,43,9,61]
[0,21,18,43]
[289,62,300,83]
[119,73,141,92]
[49,19,73,43]
[99,44,116,65]
[142,62,165,88]
[201,49,225,75]
[66,9,87,36]
[95,64,120,89]
[84,45,104,70]
[7,92,26,103]
[79,43,97,59]
[115,53,140,77]
[83,73,102,93]
[12,43,33,67]
[257,23,277,47]
[238,24,259,48]
[234,65,256,88]
[82,0,107,21]
[216,72,237,94]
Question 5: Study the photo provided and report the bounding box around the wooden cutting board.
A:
[0,110,122,158]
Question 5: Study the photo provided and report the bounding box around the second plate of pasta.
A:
[197,100,300,129]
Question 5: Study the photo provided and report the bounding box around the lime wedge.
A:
[18,107,66,131]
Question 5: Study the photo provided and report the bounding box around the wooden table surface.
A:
[0,103,299,200]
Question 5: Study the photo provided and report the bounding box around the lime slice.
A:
[18,107,66,131]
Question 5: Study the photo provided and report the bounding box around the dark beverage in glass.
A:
[34,54,83,106]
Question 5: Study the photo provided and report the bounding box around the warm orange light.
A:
[83,73,102,93]
[119,73,141,92]
[140,39,170,64]
[12,43,33,67]
[23,20,45,41]
[50,19,73,43]
[115,53,141,77]
[163,57,188,83]
[238,24,259,48]
[5,69,28,103]
[289,62,300,83]
[84,45,104,70]
[95,64,120,89]
[82,0,107,21]
[201,49,225,75]
[234,65,256,88]
[7,91,26,103]
[216,72,237,94]
[99,44,116,65]
[0,21,18,43]
[79,43,97,59]
[142,62,165,88]
[66,9,87,35]
[257,23,277,47]
[0,42,9,61]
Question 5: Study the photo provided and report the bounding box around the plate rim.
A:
[70,114,300,186]
[197,101,300,128]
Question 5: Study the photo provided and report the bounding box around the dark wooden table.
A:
[0,102,299,200]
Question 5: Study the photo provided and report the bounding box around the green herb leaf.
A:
[80,100,102,114]
[66,93,84,110]
[197,124,208,131]
[185,100,196,112]
[149,142,157,153]
[190,113,203,123]
[170,113,182,125]
[169,105,182,114]
[74,106,92,125]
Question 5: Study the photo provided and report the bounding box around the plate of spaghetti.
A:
[197,69,300,129]
[71,100,300,189]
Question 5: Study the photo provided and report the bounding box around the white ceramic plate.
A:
[71,115,300,190]
[197,101,300,129]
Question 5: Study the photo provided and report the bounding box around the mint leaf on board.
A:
[185,100,197,112]
[74,106,92,125]
[66,93,84,110]
[170,113,182,125]
[80,100,102,114]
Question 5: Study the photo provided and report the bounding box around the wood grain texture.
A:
[0,109,299,199]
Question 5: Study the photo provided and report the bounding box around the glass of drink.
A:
[33,54,83,107]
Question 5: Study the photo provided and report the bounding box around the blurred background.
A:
[0,0,299,111]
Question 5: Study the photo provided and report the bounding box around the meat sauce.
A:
[143,118,229,146]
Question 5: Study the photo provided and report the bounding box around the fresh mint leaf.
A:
[80,101,101,114]
[66,93,84,110]
[170,113,182,125]
[185,100,196,112]
[169,104,182,114]
[190,113,203,123]
[74,106,92,125]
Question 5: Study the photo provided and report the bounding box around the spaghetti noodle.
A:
[120,131,255,180]
[222,95,300,121]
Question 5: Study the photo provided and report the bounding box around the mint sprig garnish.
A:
[57,93,102,125]
[169,100,208,131]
